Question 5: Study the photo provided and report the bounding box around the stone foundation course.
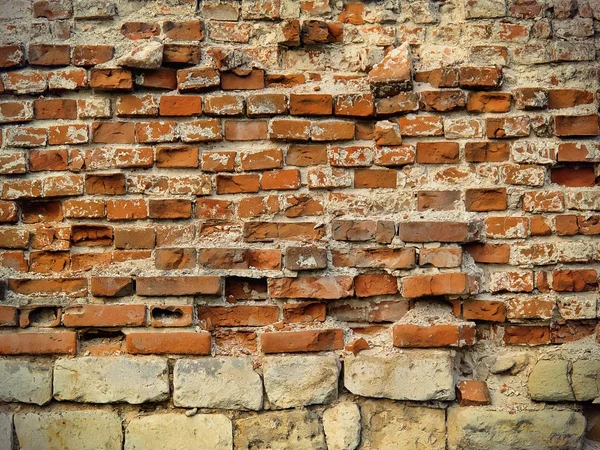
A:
[0,0,600,448]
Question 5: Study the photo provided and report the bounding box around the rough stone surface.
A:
[0,360,52,405]
[323,402,361,450]
[173,357,263,410]
[360,400,446,450]
[447,408,586,450]
[234,410,326,450]
[0,413,12,450]
[14,411,123,450]
[344,351,456,401]
[117,41,163,69]
[571,360,600,401]
[528,359,575,401]
[125,413,233,450]
[263,355,339,408]
[53,357,169,404]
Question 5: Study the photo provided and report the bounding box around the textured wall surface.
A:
[0,0,600,448]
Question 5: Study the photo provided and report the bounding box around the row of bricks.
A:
[0,320,598,356]
[3,268,600,299]
[1,293,596,329]
[2,139,598,170]
[0,213,599,247]
[2,88,597,123]
[0,64,504,94]
[1,140,597,176]
[1,165,596,201]
[1,185,598,217]
[18,0,600,22]
[5,237,600,275]
[2,195,600,228]
[1,115,598,151]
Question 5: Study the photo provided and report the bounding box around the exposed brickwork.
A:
[0,0,599,447]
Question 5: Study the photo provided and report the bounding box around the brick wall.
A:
[0,0,599,448]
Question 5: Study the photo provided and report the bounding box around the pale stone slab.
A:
[447,408,586,450]
[234,410,326,450]
[0,413,13,450]
[323,402,361,450]
[54,357,169,404]
[344,351,455,401]
[173,357,263,410]
[572,360,600,401]
[528,359,574,401]
[125,413,232,450]
[14,411,122,450]
[360,400,445,450]
[263,355,339,408]
[0,360,52,405]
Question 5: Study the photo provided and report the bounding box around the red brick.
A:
[156,146,199,168]
[398,116,444,136]
[466,188,507,211]
[463,299,506,322]
[114,227,155,249]
[136,68,178,90]
[486,116,530,138]
[90,68,133,90]
[393,323,476,347]
[0,331,76,355]
[503,325,550,345]
[150,305,193,327]
[355,274,398,297]
[72,45,114,66]
[261,329,344,353]
[552,269,597,292]
[177,68,220,92]
[224,120,268,141]
[548,89,594,109]
[459,66,502,89]
[465,243,510,263]
[120,21,160,39]
[148,199,192,219]
[163,44,201,64]
[334,93,374,117]
[90,277,134,297]
[163,20,205,40]
[399,221,481,243]
[402,273,473,298]
[420,90,466,112]
[354,169,397,188]
[159,95,202,116]
[92,122,135,144]
[125,332,211,355]
[555,115,599,137]
[8,278,87,297]
[457,380,492,406]
[416,142,459,163]
[0,45,25,68]
[197,306,279,328]
[64,304,145,327]
[29,44,70,66]
[467,92,512,112]
[269,276,353,299]
[260,169,301,190]
[311,120,355,141]
[0,306,18,326]
[269,118,311,140]
[221,69,264,90]
[551,166,597,187]
[34,99,77,120]
[290,93,333,115]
